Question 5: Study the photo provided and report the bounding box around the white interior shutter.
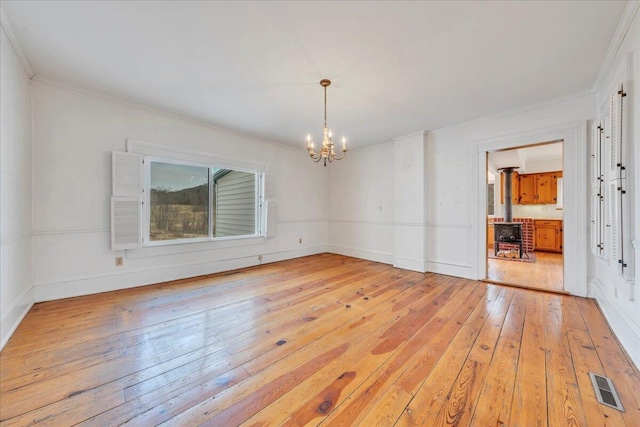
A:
[618,84,629,179]
[113,151,143,196]
[111,197,142,250]
[261,173,276,237]
[590,122,599,187]
[590,190,599,256]
[590,121,605,257]
[609,88,621,173]
[609,181,620,270]
[620,178,634,280]
[617,84,633,281]
[265,201,276,237]
[111,151,142,249]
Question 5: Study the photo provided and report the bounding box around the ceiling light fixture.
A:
[306,79,348,166]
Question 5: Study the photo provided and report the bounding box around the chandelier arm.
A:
[333,150,348,161]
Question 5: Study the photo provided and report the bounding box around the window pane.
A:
[487,183,495,216]
[150,162,209,241]
[213,169,256,237]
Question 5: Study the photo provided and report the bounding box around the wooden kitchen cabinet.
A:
[518,171,562,205]
[519,174,536,204]
[537,173,558,204]
[499,171,520,205]
[534,219,563,252]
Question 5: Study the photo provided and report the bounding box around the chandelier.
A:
[306,79,348,166]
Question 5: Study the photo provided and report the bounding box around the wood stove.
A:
[494,222,524,258]
[494,166,524,258]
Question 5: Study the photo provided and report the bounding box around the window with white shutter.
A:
[113,148,270,247]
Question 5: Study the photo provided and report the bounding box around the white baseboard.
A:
[326,244,394,266]
[34,246,327,302]
[393,256,427,273]
[426,259,474,280]
[595,281,640,370]
[1,284,34,351]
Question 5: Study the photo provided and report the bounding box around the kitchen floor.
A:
[486,251,564,292]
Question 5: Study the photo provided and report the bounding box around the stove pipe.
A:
[498,167,519,222]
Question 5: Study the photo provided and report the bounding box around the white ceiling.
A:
[1,1,628,148]
[489,141,563,174]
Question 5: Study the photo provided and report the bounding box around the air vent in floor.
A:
[589,372,625,411]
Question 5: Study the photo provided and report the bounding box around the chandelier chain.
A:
[324,85,327,129]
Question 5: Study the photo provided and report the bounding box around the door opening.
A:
[485,141,565,293]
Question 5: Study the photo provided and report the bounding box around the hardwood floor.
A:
[2,254,639,426]
[487,250,564,292]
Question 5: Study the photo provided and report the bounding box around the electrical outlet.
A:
[299,238,302,244]
[258,255,263,261]
[115,256,123,266]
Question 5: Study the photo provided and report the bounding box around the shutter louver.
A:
[111,151,142,250]
[111,197,142,250]
[113,151,143,196]
[609,88,621,173]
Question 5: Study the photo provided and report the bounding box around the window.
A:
[213,168,256,238]
[487,183,495,216]
[150,161,210,241]
[146,158,259,245]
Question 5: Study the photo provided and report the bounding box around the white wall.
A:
[393,132,428,272]
[428,96,593,281]
[31,79,329,301]
[511,204,563,220]
[0,26,33,349]
[592,5,640,369]
[329,95,594,279]
[328,141,395,265]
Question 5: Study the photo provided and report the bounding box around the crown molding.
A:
[592,1,640,92]
[392,130,429,142]
[432,89,594,135]
[0,8,34,78]
[31,76,299,152]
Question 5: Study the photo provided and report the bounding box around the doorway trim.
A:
[474,121,588,297]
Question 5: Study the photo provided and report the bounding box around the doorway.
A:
[474,122,588,298]
[485,141,565,293]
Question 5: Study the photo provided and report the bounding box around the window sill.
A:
[126,235,266,259]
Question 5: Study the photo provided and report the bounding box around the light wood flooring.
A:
[487,250,564,292]
[1,254,639,426]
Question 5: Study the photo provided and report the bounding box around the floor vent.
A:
[589,372,625,411]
